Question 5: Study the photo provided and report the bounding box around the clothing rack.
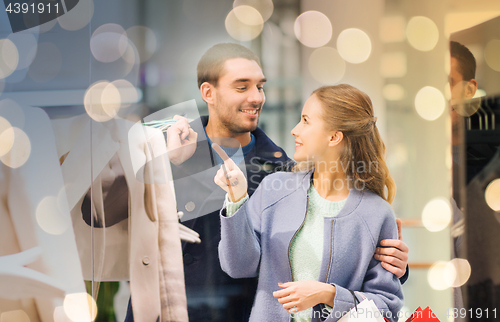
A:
[465,95,500,183]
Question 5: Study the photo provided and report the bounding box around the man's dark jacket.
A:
[172,115,290,322]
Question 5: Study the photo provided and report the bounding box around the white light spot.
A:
[337,28,372,64]
[36,196,71,235]
[225,7,264,41]
[0,117,14,158]
[485,179,500,211]
[484,39,500,72]
[58,0,94,31]
[294,11,332,48]
[428,261,450,290]
[422,197,451,232]
[0,127,30,169]
[234,0,274,22]
[126,26,157,63]
[0,39,19,79]
[444,258,471,287]
[7,32,38,70]
[111,79,138,108]
[308,47,346,84]
[84,81,121,123]
[0,310,30,322]
[0,98,25,129]
[406,16,439,52]
[473,89,486,98]
[415,86,446,121]
[63,293,97,322]
[90,24,129,63]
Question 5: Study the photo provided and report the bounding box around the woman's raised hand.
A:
[212,143,248,202]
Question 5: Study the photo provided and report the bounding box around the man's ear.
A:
[328,131,343,147]
[200,82,215,105]
[466,79,478,99]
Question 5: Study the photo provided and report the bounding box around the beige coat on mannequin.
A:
[51,114,188,322]
[0,105,88,322]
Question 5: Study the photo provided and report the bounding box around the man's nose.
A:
[248,87,263,104]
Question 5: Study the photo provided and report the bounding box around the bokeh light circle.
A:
[111,79,138,108]
[126,26,157,63]
[36,196,71,235]
[0,117,15,158]
[58,0,94,31]
[0,39,19,79]
[415,86,446,121]
[0,99,25,129]
[421,197,451,232]
[308,47,346,84]
[63,292,97,322]
[485,179,500,211]
[0,310,30,322]
[28,42,62,83]
[0,127,31,169]
[7,32,38,70]
[484,39,500,72]
[225,7,264,41]
[383,84,405,101]
[294,11,332,48]
[444,258,471,287]
[234,0,274,22]
[84,81,121,122]
[91,24,129,63]
[233,5,263,25]
[406,16,439,52]
[428,261,450,290]
[337,28,372,64]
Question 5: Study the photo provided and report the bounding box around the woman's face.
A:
[291,94,334,162]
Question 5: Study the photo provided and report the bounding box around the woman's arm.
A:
[213,143,263,278]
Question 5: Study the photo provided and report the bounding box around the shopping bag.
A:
[405,306,441,322]
[338,292,386,322]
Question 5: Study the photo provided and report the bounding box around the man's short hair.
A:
[450,41,476,81]
[197,43,261,88]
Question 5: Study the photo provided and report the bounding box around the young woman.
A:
[213,84,403,322]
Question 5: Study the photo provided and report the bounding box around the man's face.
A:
[211,58,266,134]
[449,57,475,102]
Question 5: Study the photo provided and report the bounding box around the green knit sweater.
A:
[225,185,347,322]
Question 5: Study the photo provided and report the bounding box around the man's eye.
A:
[237,87,247,91]
[257,86,264,91]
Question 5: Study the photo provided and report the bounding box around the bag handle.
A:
[348,290,361,312]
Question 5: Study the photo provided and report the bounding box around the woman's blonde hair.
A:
[297,84,396,204]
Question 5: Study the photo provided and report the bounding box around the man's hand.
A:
[212,143,248,202]
[166,115,198,165]
[375,218,409,278]
[273,281,335,314]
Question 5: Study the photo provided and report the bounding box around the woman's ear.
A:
[200,82,215,105]
[329,131,343,147]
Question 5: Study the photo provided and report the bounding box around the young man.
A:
[130,43,410,321]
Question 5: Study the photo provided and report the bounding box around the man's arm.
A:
[165,115,198,165]
[375,219,409,281]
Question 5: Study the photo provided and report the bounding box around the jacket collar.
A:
[300,170,364,218]
[196,115,289,165]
